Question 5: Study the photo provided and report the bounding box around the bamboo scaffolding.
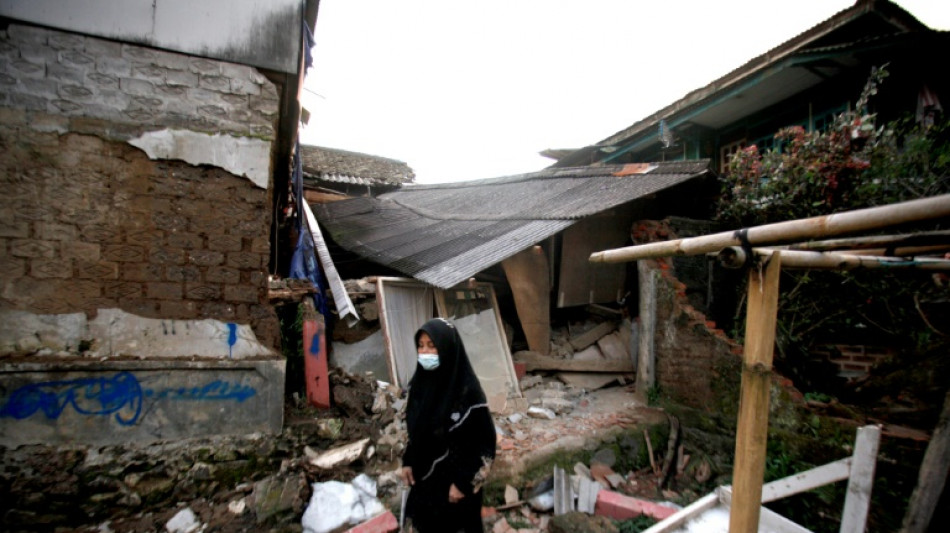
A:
[589,194,950,263]
[786,230,950,252]
[717,247,950,271]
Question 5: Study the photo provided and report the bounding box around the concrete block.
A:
[0,357,285,446]
[594,490,678,521]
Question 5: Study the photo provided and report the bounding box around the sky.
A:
[300,1,950,184]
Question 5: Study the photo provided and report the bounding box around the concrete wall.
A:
[0,0,304,73]
[0,22,287,443]
[0,358,285,447]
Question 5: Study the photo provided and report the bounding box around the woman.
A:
[400,318,496,533]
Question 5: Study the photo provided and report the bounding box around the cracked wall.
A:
[0,22,282,354]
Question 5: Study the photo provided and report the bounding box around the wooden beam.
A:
[901,390,950,533]
[729,251,782,533]
[502,245,552,355]
[636,261,657,397]
[840,425,882,533]
[513,351,635,373]
[589,194,950,263]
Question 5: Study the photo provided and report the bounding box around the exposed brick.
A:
[165,265,201,282]
[187,250,224,266]
[146,282,182,300]
[76,260,118,279]
[82,225,118,243]
[48,33,84,50]
[96,56,131,77]
[30,258,72,278]
[248,237,270,254]
[594,490,678,522]
[207,234,242,252]
[0,256,26,277]
[226,251,264,269]
[47,63,87,85]
[185,283,221,300]
[9,239,57,258]
[84,37,123,58]
[0,221,30,238]
[7,24,52,45]
[103,281,143,299]
[201,301,238,319]
[159,299,198,319]
[149,247,185,265]
[189,58,220,75]
[167,232,203,249]
[118,297,160,317]
[119,77,154,96]
[205,267,240,284]
[21,77,59,99]
[230,77,260,96]
[165,69,199,88]
[120,262,163,282]
[102,244,146,262]
[60,50,95,68]
[224,284,260,303]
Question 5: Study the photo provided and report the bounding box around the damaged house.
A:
[0,0,319,446]
[309,0,948,411]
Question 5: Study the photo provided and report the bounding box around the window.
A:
[720,138,746,173]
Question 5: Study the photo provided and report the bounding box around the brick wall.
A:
[0,23,281,350]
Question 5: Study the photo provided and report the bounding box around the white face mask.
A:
[418,352,440,371]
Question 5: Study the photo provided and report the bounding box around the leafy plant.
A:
[715,65,950,394]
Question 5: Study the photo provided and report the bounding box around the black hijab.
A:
[406,318,487,455]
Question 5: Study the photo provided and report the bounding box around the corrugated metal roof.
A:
[314,161,711,288]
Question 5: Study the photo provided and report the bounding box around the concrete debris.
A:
[301,474,385,533]
[309,438,371,469]
[508,413,523,424]
[504,484,519,505]
[527,406,556,420]
[519,375,544,390]
[227,498,246,515]
[316,418,344,440]
[165,507,200,533]
[248,473,307,524]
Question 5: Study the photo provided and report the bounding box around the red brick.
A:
[343,511,398,533]
[594,490,678,522]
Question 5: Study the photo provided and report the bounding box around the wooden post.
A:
[502,245,551,355]
[729,251,781,533]
[636,261,657,400]
[901,390,950,533]
[840,425,881,533]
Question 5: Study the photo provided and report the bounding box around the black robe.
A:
[403,318,496,533]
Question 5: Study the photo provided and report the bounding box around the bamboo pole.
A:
[717,247,950,271]
[786,230,950,252]
[589,194,950,264]
[729,251,782,533]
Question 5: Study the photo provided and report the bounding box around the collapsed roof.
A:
[314,160,712,288]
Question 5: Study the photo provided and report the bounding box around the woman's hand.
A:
[400,466,415,486]
[448,483,465,503]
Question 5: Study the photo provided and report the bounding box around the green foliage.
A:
[715,65,950,393]
[614,515,658,532]
[646,385,661,406]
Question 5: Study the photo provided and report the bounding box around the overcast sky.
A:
[300,1,950,184]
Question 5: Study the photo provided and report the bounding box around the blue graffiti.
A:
[0,372,257,425]
[146,380,256,402]
[227,323,238,358]
[310,331,320,357]
[0,371,142,426]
